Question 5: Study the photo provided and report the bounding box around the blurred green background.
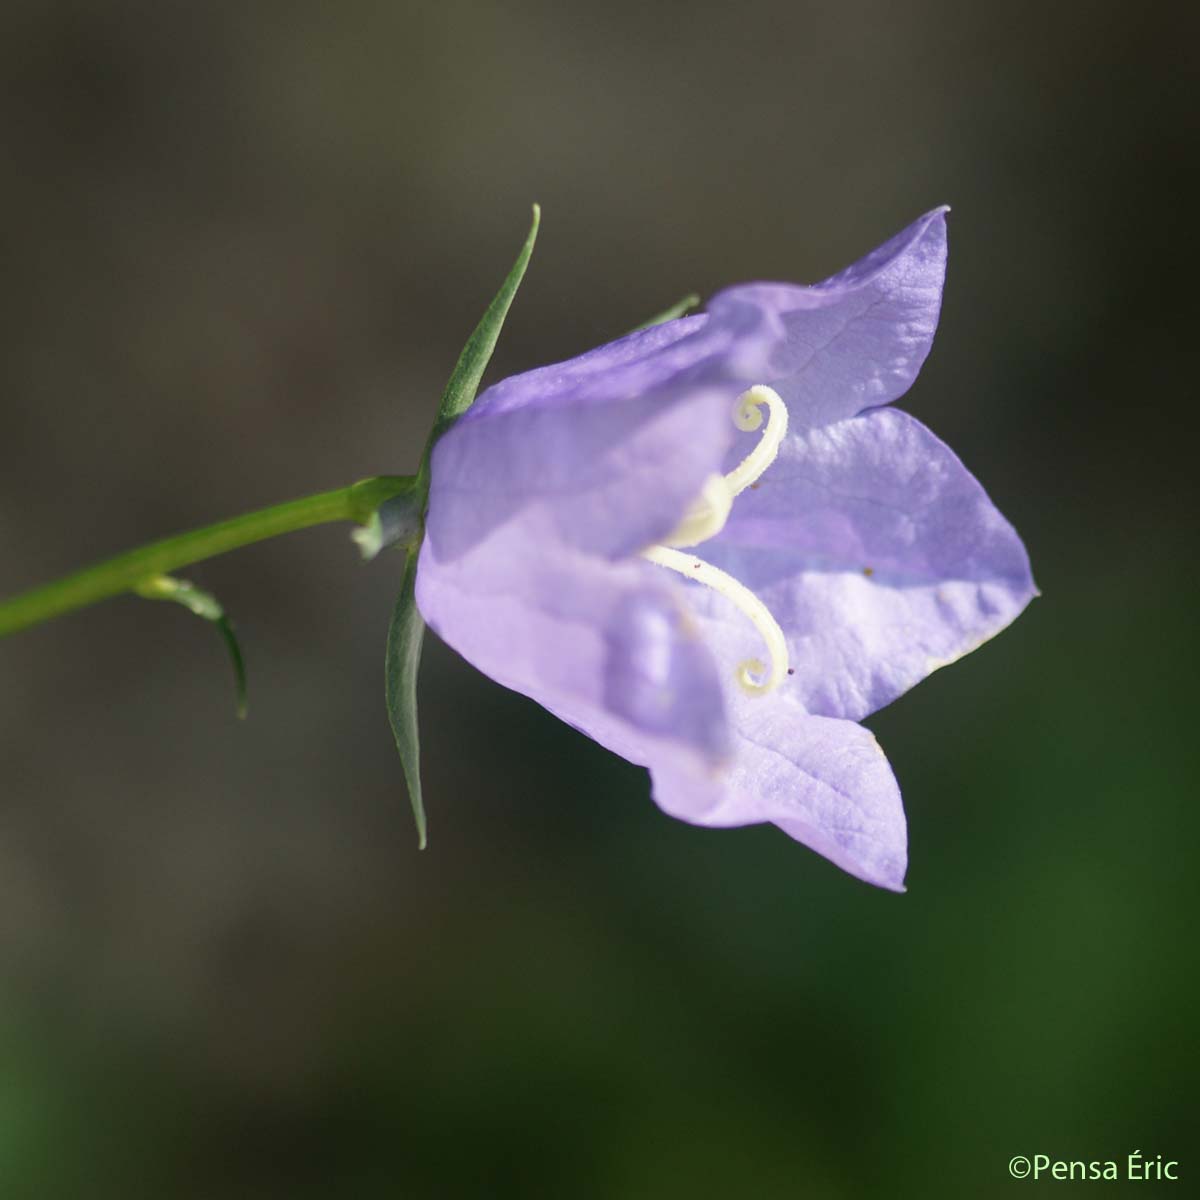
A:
[1,1,1195,1195]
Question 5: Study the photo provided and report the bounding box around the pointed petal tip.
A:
[919,204,950,234]
[844,850,908,893]
[901,205,949,249]
[790,831,907,891]
[917,204,950,224]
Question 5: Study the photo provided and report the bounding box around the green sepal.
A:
[351,487,424,562]
[384,548,427,848]
[421,204,541,467]
[384,206,541,846]
[629,293,701,334]
[134,574,248,719]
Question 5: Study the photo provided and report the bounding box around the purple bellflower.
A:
[415,209,1034,890]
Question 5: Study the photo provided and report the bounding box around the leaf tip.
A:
[215,615,250,721]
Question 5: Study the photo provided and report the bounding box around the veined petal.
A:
[707,207,948,429]
[424,210,946,565]
[460,314,711,418]
[650,694,907,890]
[697,406,1036,721]
[427,368,735,565]
[423,280,799,565]
[416,511,730,772]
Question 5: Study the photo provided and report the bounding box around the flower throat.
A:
[641,386,789,696]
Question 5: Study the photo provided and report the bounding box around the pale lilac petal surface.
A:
[426,369,733,564]
[696,406,1036,721]
[426,209,947,566]
[709,207,948,429]
[650,693,907,890]
[426,317,761,563]
[418,207,1033,889]
[416,512,729,772]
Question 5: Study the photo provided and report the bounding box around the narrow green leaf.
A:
[628,292,701,334]
[214,615,249,720]
[384,548,427,848]
[134,574,248,718]
[388,207,538,845]
[425,204,541,452]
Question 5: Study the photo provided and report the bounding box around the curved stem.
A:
[0,475,417,639]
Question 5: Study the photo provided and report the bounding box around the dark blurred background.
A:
[1,1,1196,1195]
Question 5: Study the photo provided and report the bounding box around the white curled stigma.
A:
[659,385,789,550]
[643,385,790,697]
[726,385,789,497]
[642,545,789,695]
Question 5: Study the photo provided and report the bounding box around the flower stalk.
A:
[0,474,418,638]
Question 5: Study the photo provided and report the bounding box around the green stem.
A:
[0,475,417,639]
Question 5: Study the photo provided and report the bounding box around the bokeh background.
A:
[1,1,1196,1195]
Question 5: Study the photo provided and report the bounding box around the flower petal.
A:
[699,406,1036,721]
[426,316,758,565]
[416,511,730,772]
[650,694,907,890]
[426,373,733,566]
[708,207,948,429]
[424,209,947,568]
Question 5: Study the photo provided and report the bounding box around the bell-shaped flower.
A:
[415,209,1034,890]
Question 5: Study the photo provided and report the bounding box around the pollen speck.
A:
[787,667,795,675]
[750,482,761,490]
[862,566,874,577]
